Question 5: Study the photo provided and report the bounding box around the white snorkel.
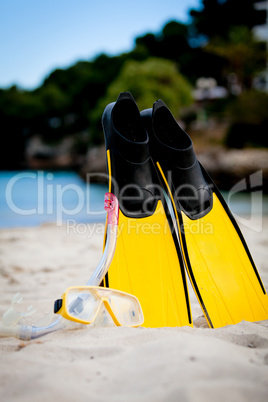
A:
[86,192,119,287]
[0,192,119,340]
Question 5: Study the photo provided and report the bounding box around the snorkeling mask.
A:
[54,286,144,327]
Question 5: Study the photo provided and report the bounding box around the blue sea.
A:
[0,171,267,228]
[0,171,108,228]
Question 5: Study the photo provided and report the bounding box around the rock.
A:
[79,144,107,183]
[197,147,268,191]
[24,134,268,191]
[25,135,82,170]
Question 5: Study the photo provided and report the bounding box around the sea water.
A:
[0,170,267,228]
[0,171,108,228]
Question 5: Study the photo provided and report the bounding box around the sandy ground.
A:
[0,217,268,402]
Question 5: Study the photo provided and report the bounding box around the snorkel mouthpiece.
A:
[105,192,119,226]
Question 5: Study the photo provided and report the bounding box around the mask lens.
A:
[97,289,143,326]
[66,289,100,323]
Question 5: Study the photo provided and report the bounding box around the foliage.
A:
[189,0,266,40]
[225,90,268,148]
[89,58,193,143]
[206,26,267,89]
[134,20,224,84]
[135,21,190,62]
[104,58,192,112]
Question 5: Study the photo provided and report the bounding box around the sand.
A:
[0,218,268,402]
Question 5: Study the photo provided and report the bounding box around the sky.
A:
[0,0,201,90]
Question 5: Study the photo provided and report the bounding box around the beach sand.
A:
[0,217,268,402]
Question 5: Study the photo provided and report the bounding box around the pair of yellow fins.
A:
[101,92,268,328]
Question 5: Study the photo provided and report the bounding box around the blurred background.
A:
[0,0,268,227]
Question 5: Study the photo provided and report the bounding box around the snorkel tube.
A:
[86,192,119,286]
[0,192,119,340]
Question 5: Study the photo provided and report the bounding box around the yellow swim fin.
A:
[141,99,268,328]
[101,92,192,328]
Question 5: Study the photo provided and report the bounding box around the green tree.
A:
[135,21,190,62]
[206,26,267,90]
[90,57,193,143]
[134,19,225,85]
[189,0,266,40]
[225,90,268,148]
